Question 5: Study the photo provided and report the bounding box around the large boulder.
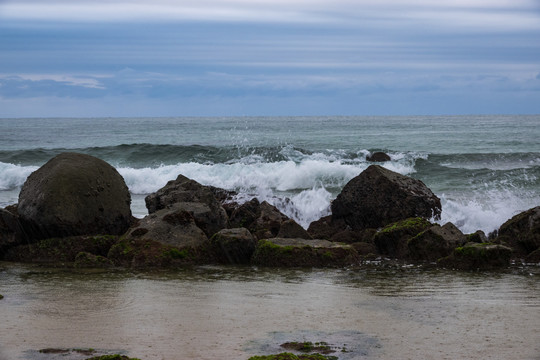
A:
[145,174,228,237]
[331,165,441,230]
[251,238,359,267]
[407,222,467,262]
[496,206,540,258]
[17,153,132,239]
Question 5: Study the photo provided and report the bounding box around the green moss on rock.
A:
[248,353,337,360]
[85,355,141,360]
[252,238,359,267]
[4,235,118,264]
[439,242,512,270]
[373,217,432,258]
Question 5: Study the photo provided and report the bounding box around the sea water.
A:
[1,115,539,234]
[0,263,539,360]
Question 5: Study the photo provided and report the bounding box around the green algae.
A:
[248,353,337,360]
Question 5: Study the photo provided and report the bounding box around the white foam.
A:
[437,190,540,234]
[0,162,38,191]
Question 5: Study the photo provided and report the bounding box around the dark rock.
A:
[229,198,291,239]
[351,241,378,256]
[526,248,540,263]
[277,219,312,239]
[145,174,228,236]
[373,217,432,258]
[496,206,540,257]
[467,230,488,243]
[211,228,256,264]
[331,228,377,244]
[124,204,208,249]
[408,222,467,262]
[108,237,206,268]
[438,242,512,270]
[307,215,348,240]
[4,235,117,263]
[74,251,113,268]
[251,238,359,267]
[331,165,441,230]
[366,152,391,162]
[229,198,261,228]
[0,208,23,255]
[17,153,132,240]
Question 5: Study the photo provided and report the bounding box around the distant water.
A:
[1,115,539,234]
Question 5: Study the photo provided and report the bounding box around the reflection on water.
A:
[0,263,539,360]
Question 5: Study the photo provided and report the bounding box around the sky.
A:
[1,0,539,117]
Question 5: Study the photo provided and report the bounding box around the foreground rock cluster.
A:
[1,153,538,270]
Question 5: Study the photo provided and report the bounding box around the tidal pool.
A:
[0,263,539,360]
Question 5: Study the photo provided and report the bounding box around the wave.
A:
[433,152,540,171]
[0,162,39,191]
[1,147,537,233]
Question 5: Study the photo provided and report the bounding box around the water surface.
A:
[1,263,539,360]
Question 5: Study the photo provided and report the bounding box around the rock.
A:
[373,217,432,258]
[0,208,23,255]
[74,251,113,268]
[331,228,377,244]
[251,238,359,267]
[526,248,540,263]
[211,228,257,264]
[229,198,261,229]
[438,242,512,270]
[331,165,441,230]
[3,235,117,264]
[229,199,291,239]
[145,174,228,237]
[277,219,312,239]
[408,222,467,262]
[17,153,132,240]
[351,242,378,256]
[496,206,540,257]
[107,237,204,268]
[124,204,208,249]
[467,230,488,243]
[366,152,391,162]
[307,215,347,240]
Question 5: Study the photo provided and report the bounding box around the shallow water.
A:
[0,263,539,360]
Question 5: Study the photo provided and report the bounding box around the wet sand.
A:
[0,263,539,360]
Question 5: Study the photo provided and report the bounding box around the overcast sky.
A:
[1,0,539,117]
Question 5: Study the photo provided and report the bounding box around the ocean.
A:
[1,115,539,234]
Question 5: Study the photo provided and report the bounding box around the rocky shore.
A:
[1,152,538,270]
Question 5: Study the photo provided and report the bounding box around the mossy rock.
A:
[497,206,540,257]
[407,222,466,262]
[211,228,257,264]
[248,353,337,360]
[85,355,141,360]
[3,235,117,264]
[251,238,359,267]
[107,237,210,268]
[438,242,512,270]
[74,251,114,268]
[373,217,432,258]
